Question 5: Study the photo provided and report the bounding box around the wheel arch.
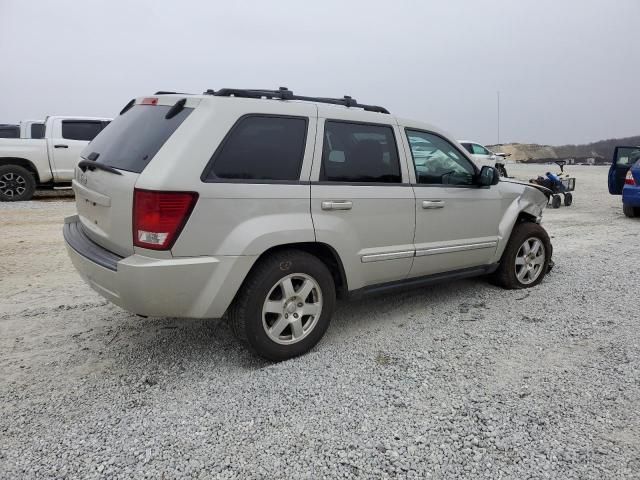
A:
[243,242,349,299]
[0,157,41,184]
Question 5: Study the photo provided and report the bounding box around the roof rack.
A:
[203,87,389,114]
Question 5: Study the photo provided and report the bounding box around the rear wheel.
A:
[0,165,36,202]
[623,203,637,218]
[229,249,336,361]
[551,195,561,209]
[563,192,573,206]
[492,222,552,289]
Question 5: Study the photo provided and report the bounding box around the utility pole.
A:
[497,90,500,145]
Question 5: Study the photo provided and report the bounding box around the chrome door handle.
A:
[422,200,445,209]
[321,200,353,211]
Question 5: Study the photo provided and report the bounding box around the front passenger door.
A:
[404,130,503,277]
[609,146,640,195]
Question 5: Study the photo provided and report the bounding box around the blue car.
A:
[608,146,640,217]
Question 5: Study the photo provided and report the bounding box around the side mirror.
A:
[478,166,500,186]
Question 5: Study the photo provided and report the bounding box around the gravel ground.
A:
[1,165,639,479]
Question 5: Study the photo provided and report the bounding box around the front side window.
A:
[321,121,401,183]
[209,116,307,181]
[62,121,103,141]
[471,143,491,155]
[406,130,475,185]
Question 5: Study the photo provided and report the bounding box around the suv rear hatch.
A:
[73,96,198,257]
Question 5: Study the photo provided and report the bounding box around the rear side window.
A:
[62,121,104,141]
[206,116,307,181]
[31,123,45,139]
[321,121,401,183]
[0,125,19,138]
[460,142,472,153]
[82,104,193,173]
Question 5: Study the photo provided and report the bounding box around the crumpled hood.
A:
[501,178,552,199]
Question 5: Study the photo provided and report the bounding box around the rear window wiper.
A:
[78,159,122,176]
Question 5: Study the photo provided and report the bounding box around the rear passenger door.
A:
[310,118,415,291]
[49,120,105,181]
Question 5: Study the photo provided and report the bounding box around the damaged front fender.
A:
[493,181,549,262]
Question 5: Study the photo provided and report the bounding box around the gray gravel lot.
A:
[1,165,639,479]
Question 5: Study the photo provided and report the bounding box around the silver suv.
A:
[64,87,552,361]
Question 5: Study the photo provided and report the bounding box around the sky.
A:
[1,0,639,146]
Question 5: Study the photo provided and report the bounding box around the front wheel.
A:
[229,249,336,361]
[492,222,552,289]
[551,195,561,209]
[496,164,508,177]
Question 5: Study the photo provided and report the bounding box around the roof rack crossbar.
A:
[204,87,389,114]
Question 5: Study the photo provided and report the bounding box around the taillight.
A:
[625,170,636,186]
[133,189,198,250]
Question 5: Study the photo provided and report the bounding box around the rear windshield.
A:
[82,104,193,173]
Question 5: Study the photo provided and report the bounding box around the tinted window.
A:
[471,143,491,155]
[615,147,640,166]
[460,142,473,153]
[62,121,103,141]
[0,125,19,138]
[30,123,45,139]
[82,104,193,173]
[406,130,475,185]
[209,116,307,181]
[321,121,401,183]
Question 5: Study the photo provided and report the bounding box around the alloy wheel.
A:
[0,172,27,198]
[262,273,323,345]
[515,237,546,285]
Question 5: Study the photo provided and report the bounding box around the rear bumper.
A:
[622,185,640,207]
[63,215,256,318]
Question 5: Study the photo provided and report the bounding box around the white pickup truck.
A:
[0,115,111,201]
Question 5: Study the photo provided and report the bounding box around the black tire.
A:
[551,195,561,209]
[623,204,637,218]
[0,165,36,202]
[492,222,552,290]
[228,249,336,361]
[563,192,573,207]
[497,164,508,177]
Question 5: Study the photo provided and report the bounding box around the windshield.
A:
[82,104,193,173]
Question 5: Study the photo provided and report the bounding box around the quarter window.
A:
[321,121,401,183]
[62,121,104,141]
[406,130,476,185]
[209,116,307,181]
